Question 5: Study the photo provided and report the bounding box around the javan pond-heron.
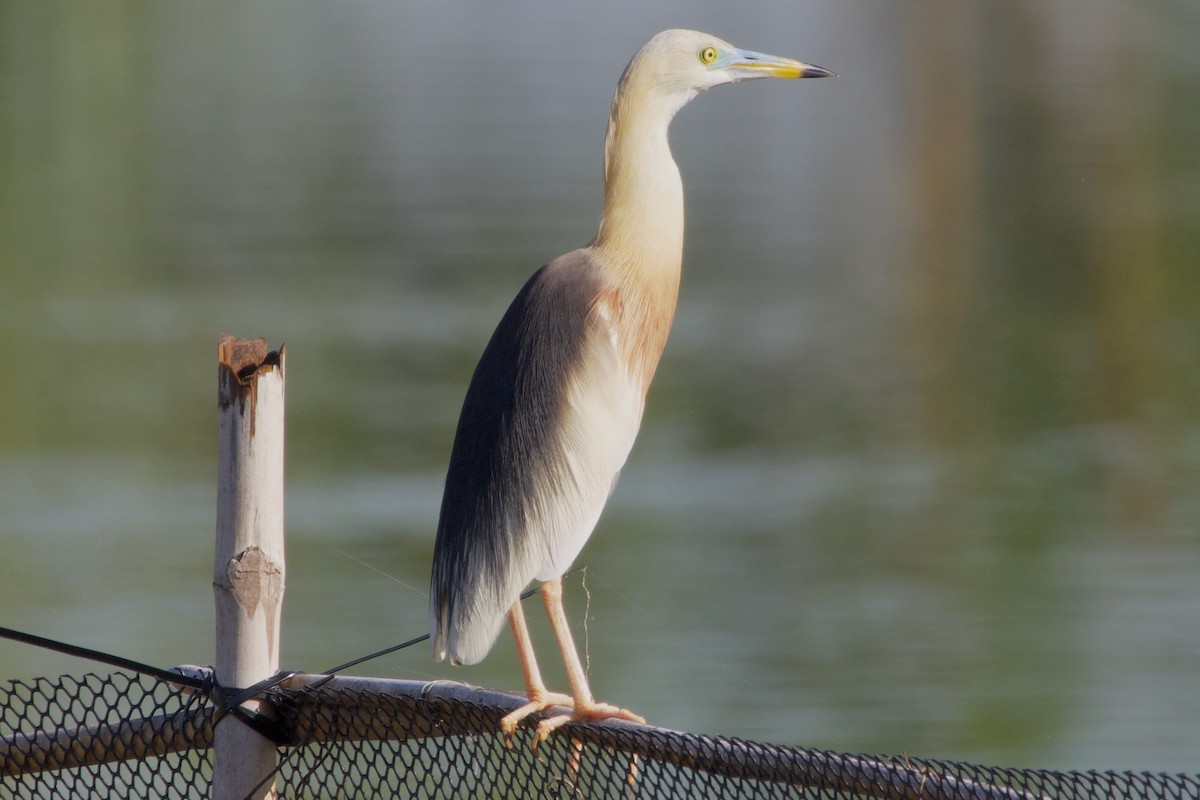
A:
[430,29,832,739]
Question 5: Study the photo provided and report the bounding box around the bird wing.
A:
[430,248,644,665]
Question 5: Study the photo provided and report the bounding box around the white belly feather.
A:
[532,297,644,580]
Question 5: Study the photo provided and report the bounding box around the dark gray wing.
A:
[430,249,608,665]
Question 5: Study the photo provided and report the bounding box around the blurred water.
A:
[1,0,1199,772]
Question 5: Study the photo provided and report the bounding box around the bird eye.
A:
[699,46,718,65]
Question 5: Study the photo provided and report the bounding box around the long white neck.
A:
[593,78,691,278]
[591,74,695,390]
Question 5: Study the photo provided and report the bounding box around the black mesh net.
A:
[1,671,212,798]
[3,669,1198,799]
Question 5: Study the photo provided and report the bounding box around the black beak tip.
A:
[804,65,836,79]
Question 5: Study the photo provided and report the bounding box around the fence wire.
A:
[2,669,1198,799]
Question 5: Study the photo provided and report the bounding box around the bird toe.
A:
[500,691,574,742]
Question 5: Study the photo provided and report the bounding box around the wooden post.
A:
[214,335,286,800]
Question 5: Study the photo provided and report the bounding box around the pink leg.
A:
[535,577,645,741]
[499,598,574,738]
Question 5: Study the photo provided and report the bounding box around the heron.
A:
[430,29,831,740]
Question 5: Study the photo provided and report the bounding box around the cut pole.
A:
[214,335,286,800]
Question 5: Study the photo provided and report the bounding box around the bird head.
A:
[622,29,832,104]
[600,29,832,219]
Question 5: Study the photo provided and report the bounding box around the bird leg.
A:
[535,577,645,741]
[499,597,574,739]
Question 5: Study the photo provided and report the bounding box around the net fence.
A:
[2,668,1197,799]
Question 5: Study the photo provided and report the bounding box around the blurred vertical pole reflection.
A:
[1063,0,1172,528]
[901,0,983,450]
[0,5,150,449]
[898,0,1184,533]
[0,6,149,292]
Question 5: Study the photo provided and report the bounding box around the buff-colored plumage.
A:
[429,29,831,738]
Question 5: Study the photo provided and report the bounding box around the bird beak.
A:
[726,48,835,80]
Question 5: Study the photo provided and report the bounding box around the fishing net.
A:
[2,669,1197,799]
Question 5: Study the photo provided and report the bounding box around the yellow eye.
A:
[699,46,718,65]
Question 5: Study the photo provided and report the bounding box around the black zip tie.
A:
[0,623,297,743]
[210,669,299,745]
[318,632,429,678]
[0,624,209,690]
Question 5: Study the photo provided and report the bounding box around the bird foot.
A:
[500,691,575,740]
[534,701,645,742]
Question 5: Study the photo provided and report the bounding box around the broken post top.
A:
[219,334,284,382]
[218,334,285,422]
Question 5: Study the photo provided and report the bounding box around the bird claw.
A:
[534,702,645,742]
[500,691,575,742]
